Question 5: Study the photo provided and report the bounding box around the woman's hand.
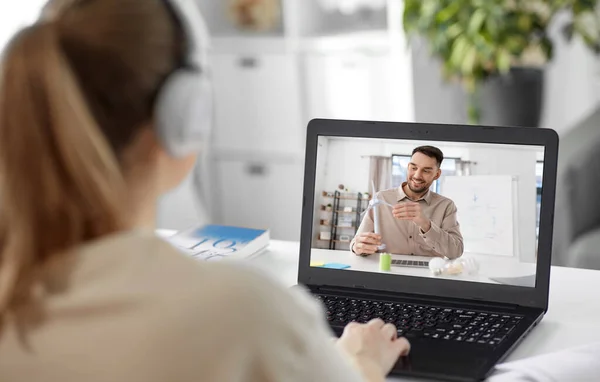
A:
[336,319,411,382]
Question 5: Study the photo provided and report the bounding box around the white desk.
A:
[310,249,536,285]
[157,230,600,380]
[251,240,600,381]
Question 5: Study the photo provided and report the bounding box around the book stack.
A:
[165,224,270,261]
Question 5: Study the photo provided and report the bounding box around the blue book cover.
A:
[167,224,270,261]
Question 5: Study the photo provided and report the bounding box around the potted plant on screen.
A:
[403,0,600,126]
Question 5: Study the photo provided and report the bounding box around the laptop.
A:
[298,120,558,381]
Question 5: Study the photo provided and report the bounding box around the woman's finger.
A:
[366,318,385,328]
[381,323,397,340]
[394,337,411,356]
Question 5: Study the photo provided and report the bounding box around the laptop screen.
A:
[310,136,545,288]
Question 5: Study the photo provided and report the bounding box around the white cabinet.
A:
[209,50,306,241]
[155,0,414,235]
[304,52,374,120]
[303,48,414,122]
[214,157,304,241]
[211,52,305,156]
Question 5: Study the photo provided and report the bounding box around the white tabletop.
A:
[251,240,600,381]
[310,249,536,285]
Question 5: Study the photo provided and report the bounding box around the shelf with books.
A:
[322,195,369,201]
[317,190,366,250]
[320,224,356,229]
[319,206,361,214]
[316,235,352,244]
[321,190,371,200]
[317,239,351,244]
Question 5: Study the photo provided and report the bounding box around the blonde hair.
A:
[0,0,180,321]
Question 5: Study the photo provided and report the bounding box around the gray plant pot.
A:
[478,67,545,128]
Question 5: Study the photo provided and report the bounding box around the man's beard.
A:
[408,177,431,194]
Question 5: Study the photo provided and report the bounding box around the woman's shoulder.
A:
[77,230,322,322]
[64,232,346,380]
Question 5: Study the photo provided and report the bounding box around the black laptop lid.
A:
[298,120,558,311]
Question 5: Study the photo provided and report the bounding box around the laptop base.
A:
[315,288,543,382]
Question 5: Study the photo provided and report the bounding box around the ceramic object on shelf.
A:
[228,0,282,32]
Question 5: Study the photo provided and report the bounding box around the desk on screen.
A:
[310,249,536,286]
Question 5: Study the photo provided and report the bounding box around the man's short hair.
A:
[412,146,444,167]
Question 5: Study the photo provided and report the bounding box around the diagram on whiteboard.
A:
[441,176,516,257]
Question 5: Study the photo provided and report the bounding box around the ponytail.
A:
[0,22,126,317]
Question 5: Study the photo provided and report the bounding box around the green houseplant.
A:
[403,0,600,124]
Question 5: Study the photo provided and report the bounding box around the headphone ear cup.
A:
[154,70,213,157]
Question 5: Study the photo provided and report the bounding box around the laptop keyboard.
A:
[317,295,523,346]
[391,259,429,268]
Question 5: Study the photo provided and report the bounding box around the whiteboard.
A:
[440,175,517,257]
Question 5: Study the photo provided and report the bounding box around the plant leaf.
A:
[436,1,461,24]
[517,14,533,31]
[486,16,500,39]
[461,45,478,75]
[468,9,487,35]
[496,49,511,74]
[505,35,527,55]
[541,36,554,61]
[446,23,464,40]
[468,103,481,125]
[449,35,469,69]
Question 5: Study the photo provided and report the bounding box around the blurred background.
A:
[1,0,599,269]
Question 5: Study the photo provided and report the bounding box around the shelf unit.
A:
[316,239,350,243]
[318,190,367,250]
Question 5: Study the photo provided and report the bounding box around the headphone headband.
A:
[153,0,213,158]
[163,0,210,72]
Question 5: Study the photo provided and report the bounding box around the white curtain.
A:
[369,156,391,193]
[456,159,475,176]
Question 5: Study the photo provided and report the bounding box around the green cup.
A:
[379,253,392,272]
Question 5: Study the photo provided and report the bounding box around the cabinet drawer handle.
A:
[239,57,258,68]
[246,163,267,176]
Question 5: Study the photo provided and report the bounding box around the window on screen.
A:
[311,136,545,288]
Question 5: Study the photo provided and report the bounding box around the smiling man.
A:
[350,146,464,259]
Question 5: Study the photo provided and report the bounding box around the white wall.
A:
[316,137,540,261]
[0,1,46,51]
[319,137,469,193]
[541,11,600,134]
[303,50,415,123]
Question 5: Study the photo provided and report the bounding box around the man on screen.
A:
[350,146,464,259]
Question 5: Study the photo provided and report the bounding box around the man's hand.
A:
[353,232,381,256]
[392,202,431,232]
